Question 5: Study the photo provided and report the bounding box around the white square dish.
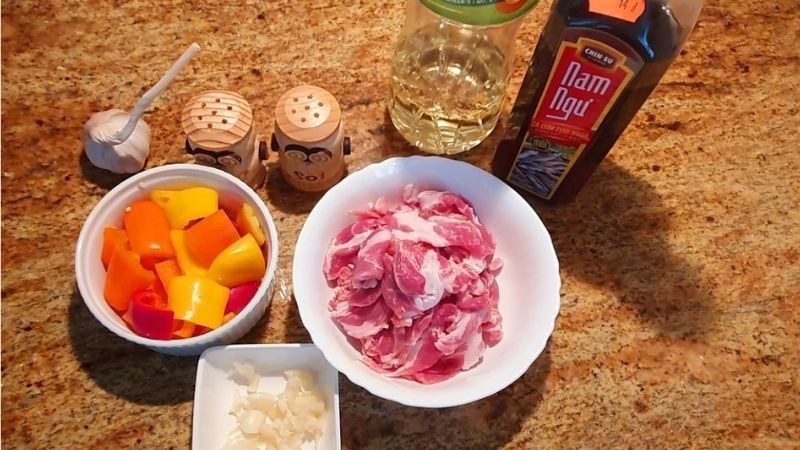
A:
[192,344,340,450]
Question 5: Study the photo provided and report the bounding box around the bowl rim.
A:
[74,163,279,349]
[292,155,561,408]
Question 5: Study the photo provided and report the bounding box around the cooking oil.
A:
[388,24,508,155]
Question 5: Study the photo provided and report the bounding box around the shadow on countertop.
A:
[67,288,195,404]
[67,285,272,405]
[78,151,133,191]
[263,160,330,215]
[340,345,552,450]
[534,161,716,339]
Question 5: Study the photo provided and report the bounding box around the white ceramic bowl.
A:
[75,164,279,356]
[193,344,340,450]
[293,156,560,408]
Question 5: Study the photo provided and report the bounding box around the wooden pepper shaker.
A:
[182,90,267,188]
[271,85,350,192]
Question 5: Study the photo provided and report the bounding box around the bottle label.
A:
[588,0,645,23]
[419,0,540,26]
[507,29,644,199]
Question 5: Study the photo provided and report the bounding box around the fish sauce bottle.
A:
[492,0,703,203]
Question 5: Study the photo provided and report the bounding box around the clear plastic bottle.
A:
[388,0,541,155]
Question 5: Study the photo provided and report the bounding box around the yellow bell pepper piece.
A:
[149,190,176,208]
[235,203,266,247]
[208,234,266,287]
[167,276,229,329]
[160,187,219,230]
[170,230,207,277]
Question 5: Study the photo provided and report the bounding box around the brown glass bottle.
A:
[492,0,702,204]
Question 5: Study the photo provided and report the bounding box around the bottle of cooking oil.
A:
[389,0,541,155]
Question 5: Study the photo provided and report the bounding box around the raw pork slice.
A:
[324,185,504,383]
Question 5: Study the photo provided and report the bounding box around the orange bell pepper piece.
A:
[104,250,156,312]
[121,308,135,329]
[184,210,240,267]
[124,200,175,267]
[154,259,181,289]
[101,227,129,269]
[172,320,196,339]
[222,312,236,325]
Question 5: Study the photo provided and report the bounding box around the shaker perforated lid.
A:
[182,90,253,150]
[274,85,341,144]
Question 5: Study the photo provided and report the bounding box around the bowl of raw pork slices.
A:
[293,156,560,408]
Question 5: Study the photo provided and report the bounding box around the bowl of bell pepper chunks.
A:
[75,164,279,356]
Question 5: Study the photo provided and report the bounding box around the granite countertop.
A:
[2,0,799,448]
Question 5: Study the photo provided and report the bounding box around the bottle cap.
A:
[419,0,539,26]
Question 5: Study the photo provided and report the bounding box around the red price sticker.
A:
[588,0,645,23]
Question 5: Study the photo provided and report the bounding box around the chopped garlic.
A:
[232,362,260,393]
[224,364,326,449]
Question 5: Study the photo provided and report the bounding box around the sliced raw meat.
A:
[330,297,391,339]
[352,230,393,289]
[393,241,451,311]
[325,185,504,384]
[381,254,422,320]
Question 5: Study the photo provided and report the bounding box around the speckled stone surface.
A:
[2,0,799,448]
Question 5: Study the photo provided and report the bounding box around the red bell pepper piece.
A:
[124,200,175,268]
[129,290,174,340]
[225,281,260,315]
[193,326,211,336]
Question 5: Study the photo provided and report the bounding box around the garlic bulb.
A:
[82,42,200,174]
[83,109,151,174]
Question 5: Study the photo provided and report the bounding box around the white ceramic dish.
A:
[293,156,561,408]
[192,344,340,450]
[75,164,279,356]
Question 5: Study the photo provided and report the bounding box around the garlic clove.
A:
[83,109,150,174]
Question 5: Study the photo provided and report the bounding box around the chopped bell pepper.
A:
[104,250,156,312]
[222,312,236,325]
[145,281,169,307]
[172,320,196,338]
[184,210,240,267]
[170,230,207,277]
[208,234,266,288]
[225,281,260,315]
[121,308,135,328]
[124,200,175,266]
[101,227,129,269]
[167,276,229,329]
[193,326,211,336]
[149,190,176,208]
[161,187,218,230]
[154,259,181,289]
[129,290,174,340]
[235,203,266,247]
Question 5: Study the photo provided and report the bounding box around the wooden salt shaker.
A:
[271,85,350,192]
[182,90,267,188]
